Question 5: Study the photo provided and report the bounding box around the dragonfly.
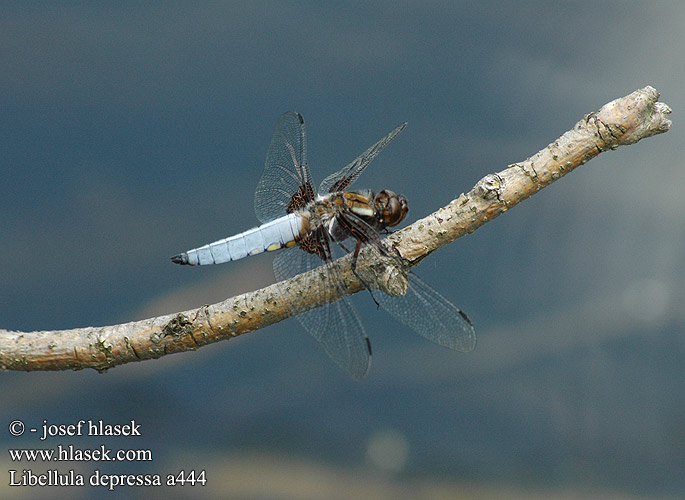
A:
[171,111,475,379]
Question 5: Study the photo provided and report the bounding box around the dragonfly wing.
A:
[255,111,314,223]
[273,245,371,380]
[375,272,476,352]
[319,121,407,194]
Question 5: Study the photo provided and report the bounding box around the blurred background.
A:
[1,2,682,499]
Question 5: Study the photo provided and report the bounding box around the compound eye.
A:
[377,190,409,227]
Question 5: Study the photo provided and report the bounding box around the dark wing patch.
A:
[287,180,316,213]
[295,226,330,261]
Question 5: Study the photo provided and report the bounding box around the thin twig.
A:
[0,86,672,372]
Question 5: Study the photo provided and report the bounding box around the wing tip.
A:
[350,338,373,381]
[282,110,305,124]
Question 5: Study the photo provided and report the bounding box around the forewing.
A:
[255,111,314,223]
[375,272,476,352]
[319,121,407,194]
[273,245,372,380]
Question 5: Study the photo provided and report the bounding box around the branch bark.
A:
[0,86,672,372]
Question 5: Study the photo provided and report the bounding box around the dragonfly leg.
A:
[351,239,380,309]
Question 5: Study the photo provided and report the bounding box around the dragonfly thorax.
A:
[339,189,409,232]
[297,189,408,246]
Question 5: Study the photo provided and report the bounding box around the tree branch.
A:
[0,86,672,372]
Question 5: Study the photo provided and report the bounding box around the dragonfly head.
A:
[374,190,409,229]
